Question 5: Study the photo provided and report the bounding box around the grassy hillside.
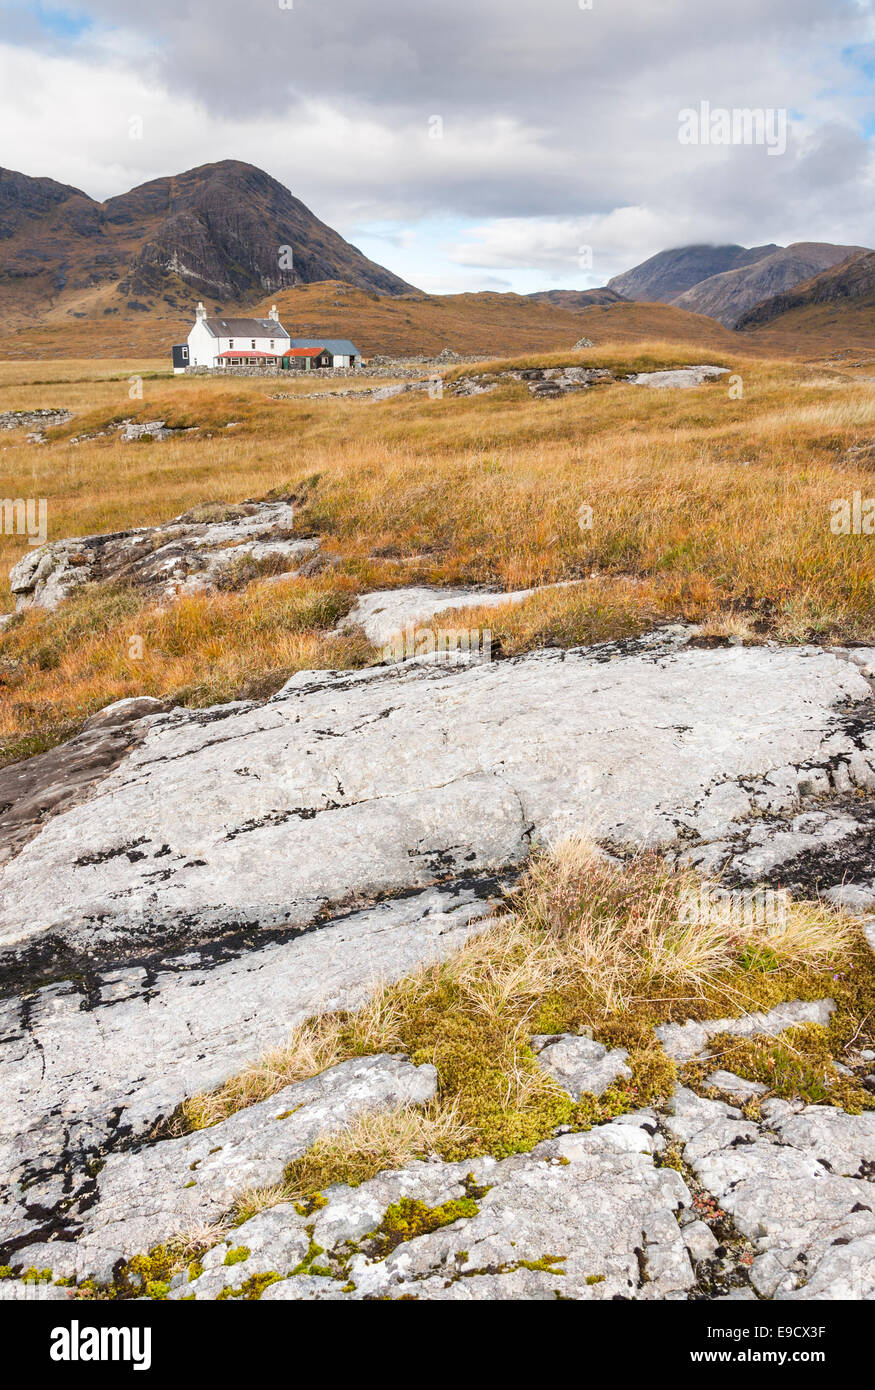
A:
[2,340,875,762]
[0,281,782,363]
[744,304,875,358]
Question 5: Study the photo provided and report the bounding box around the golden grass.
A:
[160,841,873,1228]
[3,345,875,757]
[179,839,862,1151]
[231,1104,472,1225]
[0,277,769,361]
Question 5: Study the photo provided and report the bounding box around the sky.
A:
[1,0,874,293]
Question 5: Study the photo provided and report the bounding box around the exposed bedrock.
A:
[2,628,875,1297]
[8,500,317,611]
[0,881,498,1190]
[2,633,874,967]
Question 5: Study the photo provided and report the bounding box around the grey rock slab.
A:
[0,883,495,1217]
[338,582,582,648]
[627,366,730,389]
[670,1087,875,1300]
[9,1055,436,1283]
[731,813,861,879]
[8,501,316,611]
[655,999,836,1062]
[750,765,801,813]
[678,840,732,873]
[769,1106,875,1179]
[775,1235,875,1301]
[532,1033,632,1097]
[261,1275,347,1300]
[0,1281,75,1301]
[1,640,870,960]
[682,1219,719,1263]
[82,697,170,731]
[704,1071,768,1101]
[178,1111,692,1300]
[688,782,752,838]
[177,1157,497,1298]
[822,883,875,914]
[177,1205,312,1295]
[0,708,164,867]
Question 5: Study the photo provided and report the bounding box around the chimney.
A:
[196,301,206,321]
[269,304,279,322]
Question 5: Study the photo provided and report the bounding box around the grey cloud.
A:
[1,0,873,280]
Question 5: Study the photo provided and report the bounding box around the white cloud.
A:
[1,0,873,291]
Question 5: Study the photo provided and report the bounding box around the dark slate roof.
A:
[287,338,361,356]
[203,318,290,337]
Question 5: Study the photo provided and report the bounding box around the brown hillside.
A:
[0,281,778,362]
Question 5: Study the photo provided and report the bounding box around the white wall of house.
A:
[187,319,216,367]
[186,310,290,367]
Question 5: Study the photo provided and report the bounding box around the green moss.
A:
[518,1254,566,1274]
[217,1272,282,1300]
[18,1267,52,1283]
[145,1280,170,1300]
[686,1021,875,1111]
[289,1234,326,1277]
[368,1196,480,1258]
[223,1246,250,1267]
[111,1239,210,1300]
[0,1267,12,1280]
[187,1259,204,1281]
[654,1143,685,1173]
[585,1273,605,1285]
[294,1191,329,1217]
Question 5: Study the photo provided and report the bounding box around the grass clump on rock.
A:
[178,838,865,1220]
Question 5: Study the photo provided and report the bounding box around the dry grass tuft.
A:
[179,839,861,1173]
[231,1103,471,1223]
[516,834,854,1014]
[179,1022,348,1134]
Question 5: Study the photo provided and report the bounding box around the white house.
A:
[175,305,363,371]
[185,303,291,368]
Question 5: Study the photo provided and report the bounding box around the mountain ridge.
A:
[0,160,416,328]
[736,250,875,330]
[607,244,779,304]
[671,241,870,327]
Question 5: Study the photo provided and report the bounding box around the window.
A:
[182,347,188,358]
[251,340,256,349]
[270,340,274,350]
[229,339,234,349]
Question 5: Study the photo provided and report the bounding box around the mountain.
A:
[526,287,627,310]
[607,244,778,303]
[0,160,415,327]
[736,251,875,330]
[671,242,868,327]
